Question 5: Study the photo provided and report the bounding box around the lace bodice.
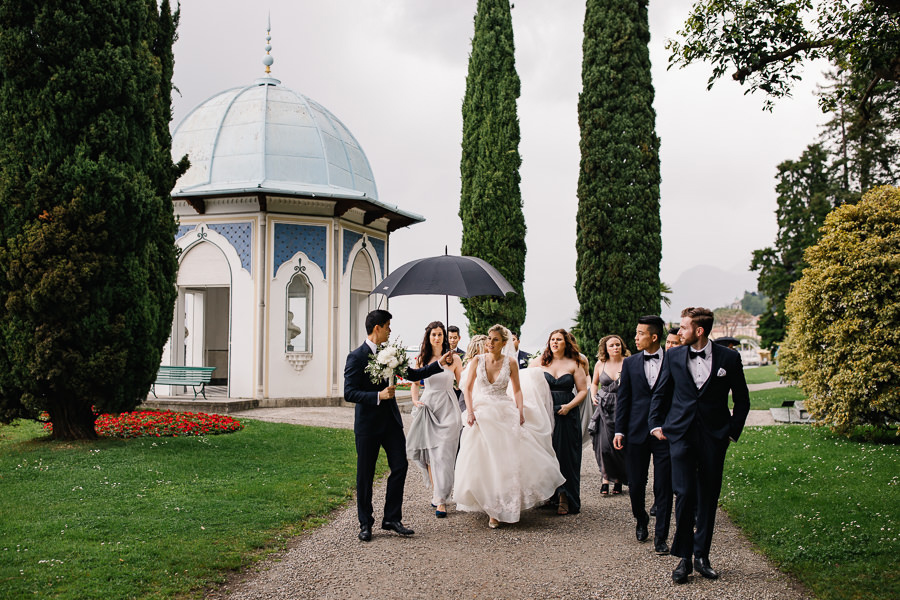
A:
[474,354,511,400]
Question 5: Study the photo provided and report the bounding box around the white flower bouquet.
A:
[366,339,409,385]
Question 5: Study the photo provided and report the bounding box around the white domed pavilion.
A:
[158,42,423,405]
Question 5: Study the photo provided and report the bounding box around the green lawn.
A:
[748,385,806,410]
[0,418,363,599]
[744,363,780,385]
[723,426,900,600]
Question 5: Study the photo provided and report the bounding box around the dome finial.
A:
[263,13,274,75]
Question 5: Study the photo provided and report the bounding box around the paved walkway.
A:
[206,405,807,600]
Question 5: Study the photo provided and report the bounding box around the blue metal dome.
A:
[171,77,379,201]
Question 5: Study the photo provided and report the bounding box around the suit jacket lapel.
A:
[649,352,664,393]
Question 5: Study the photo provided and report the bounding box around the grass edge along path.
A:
[0,418,367,599]
[722,426,900,600]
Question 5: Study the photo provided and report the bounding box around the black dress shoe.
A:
[358,524,372,542]
[693,557,719,580]
[649,505,657,517]
[654,537,670,555]
[381,521,415,536]
[672,557,692,584]
[635,521,649,542]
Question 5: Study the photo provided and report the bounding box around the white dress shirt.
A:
[643,348,663,388]
[688,341,712,389]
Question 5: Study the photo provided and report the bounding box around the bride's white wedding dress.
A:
[453,355,564,523]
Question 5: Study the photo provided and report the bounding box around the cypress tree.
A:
[575,0,661,355]
[459,0,526,335]
[0,0,185,439]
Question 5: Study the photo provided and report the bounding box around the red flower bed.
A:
[42,410,243,438]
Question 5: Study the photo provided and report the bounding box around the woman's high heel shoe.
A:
[489,517,500,529]
[600,483,610,496]
[557,493,569,515]
[612,482,623,495]
[435,504,447,518]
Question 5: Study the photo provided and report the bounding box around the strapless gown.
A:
[545,371,582,514]
[453,356,564,523]
[406,367,463,505]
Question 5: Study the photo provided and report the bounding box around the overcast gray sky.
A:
[171,0,827,350]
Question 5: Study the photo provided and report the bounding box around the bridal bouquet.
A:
[366,340,409,385]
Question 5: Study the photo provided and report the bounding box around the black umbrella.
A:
[369,253,516,325]
[713,336,740,349]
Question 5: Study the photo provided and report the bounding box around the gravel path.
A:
[210,408,807,600]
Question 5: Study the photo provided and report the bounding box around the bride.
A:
[453,324,564,528]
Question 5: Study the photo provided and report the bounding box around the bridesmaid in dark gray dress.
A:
[530,329,588,515]
[589,335,629,495]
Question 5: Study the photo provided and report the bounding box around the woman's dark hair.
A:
[540,328,582,366]
[417,321,449,366]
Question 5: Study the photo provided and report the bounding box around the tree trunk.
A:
[47,401,98,440]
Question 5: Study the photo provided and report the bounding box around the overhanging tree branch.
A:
[732,38,840,83]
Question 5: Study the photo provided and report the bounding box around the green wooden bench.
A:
[152,366,217,400]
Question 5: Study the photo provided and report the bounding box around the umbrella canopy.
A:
[370,255,515,299]
[713,336,741,348]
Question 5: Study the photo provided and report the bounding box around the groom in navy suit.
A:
[344,309,451,542]
[614,315,672,555]
[649,307,750,583]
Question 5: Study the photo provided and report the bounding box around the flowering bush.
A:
[41,410,243,438]
[779,185,900,435]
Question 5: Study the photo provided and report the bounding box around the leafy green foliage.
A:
[575,0,661,355]
[459,0,526,334]
[779,186,900,434]
[0,1,185,439]
[740,290,769,316]
[667,0,900,114]
[751,144,834,350]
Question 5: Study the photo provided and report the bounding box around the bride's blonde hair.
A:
[487,324,510,343]
[464,334,488,364]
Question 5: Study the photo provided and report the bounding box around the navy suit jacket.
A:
[343,342,442,436]
[615,352,662,445]
[649,343,750,443]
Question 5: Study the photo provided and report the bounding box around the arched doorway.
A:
[174,242,231,393]
[349,251,375,349]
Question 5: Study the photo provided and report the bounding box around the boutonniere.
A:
[717,368,727,377]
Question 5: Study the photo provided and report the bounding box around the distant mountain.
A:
[663,265,758,323]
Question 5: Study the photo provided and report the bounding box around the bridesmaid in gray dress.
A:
[406,321,463,518]
[588,335,630,494]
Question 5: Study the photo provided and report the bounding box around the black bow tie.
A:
[689,349,706,360]
[643,353,659,361]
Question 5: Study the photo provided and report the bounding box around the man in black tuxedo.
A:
[512,331,530,369]
[649,307,750,583]
[344,309,451,542]
[614,315,672,555]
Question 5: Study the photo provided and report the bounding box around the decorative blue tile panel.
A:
[369,237,386,278]
[343,230,363,274]
[176,224,193,240]
[274,223,327,278]
[208,222,253,274]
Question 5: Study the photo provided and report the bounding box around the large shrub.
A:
[0,0,184,439]
[779,185,900,434]
[575,0,661,355]
[459,0,526,335]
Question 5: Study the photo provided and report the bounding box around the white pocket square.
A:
[717,368,727,377]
